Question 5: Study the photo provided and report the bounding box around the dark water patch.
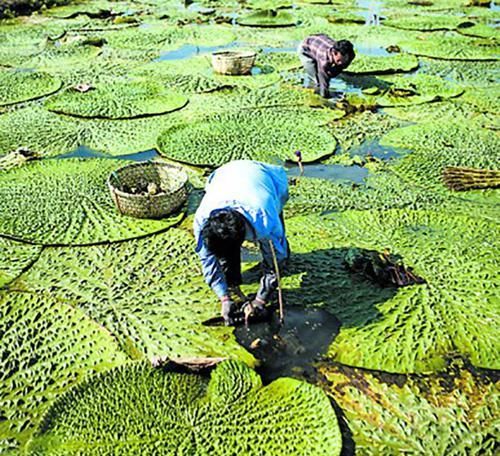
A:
[286,163,370,184]
[55,146,160,161]
[235,307,341,383]
[348,138,408,161]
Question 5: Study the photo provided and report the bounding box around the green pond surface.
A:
[0,0,499,454]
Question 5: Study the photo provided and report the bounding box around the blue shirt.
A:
[193,160,289,298]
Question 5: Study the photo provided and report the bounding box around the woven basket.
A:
[107,162,189,219]
[211,50,257,75]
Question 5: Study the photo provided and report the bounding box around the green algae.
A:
[320,360,499,455]
[45,81,188,120]
[28,360,342,455]
[0,291,128,451]
[0,158,184,245]
[14,229,255,364]
[0,69,61,106]
[285,210,499,373]
[157,107,337,166]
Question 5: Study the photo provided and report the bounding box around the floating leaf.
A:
[0,158,184,245]
[345,53,419,75]
[0,238,41,288]
[0,70,61,106]
[237,9,298,27]
[29,360,342,455]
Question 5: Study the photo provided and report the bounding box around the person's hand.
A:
[220,296,235,326]
[242,297,267,320]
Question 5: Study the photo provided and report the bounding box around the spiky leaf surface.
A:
[237,9,297,27]
[0,238,41,288]
[0,158,183,245]
[0,106,182,157]
[46,81,188,119]
[157,107,337,166]
[345,53,419,75]
[284,210,499,373]
[321,361,499,456]
[384,14,472,31]
[400,32,499,61]
[14,229,255,364]
[0,291,128,450]
[29,360,341,455]
[0,70,61,106]
[381,121,500,191]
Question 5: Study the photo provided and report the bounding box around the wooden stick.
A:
[268,240,284,324]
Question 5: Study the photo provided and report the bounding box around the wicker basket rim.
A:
[211,50,257,59]
[107,162,188,199]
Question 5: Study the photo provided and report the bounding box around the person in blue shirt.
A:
[194,160,290,325]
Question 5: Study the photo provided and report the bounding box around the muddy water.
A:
[55,145,160,161]
[235,307,340,383]
[286,163,370,184]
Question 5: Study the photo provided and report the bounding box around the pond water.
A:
[356,0,384,26]
[55,145,160,161]
[286,163,370,184]
[235,306,341,383]
[348,138,407,160]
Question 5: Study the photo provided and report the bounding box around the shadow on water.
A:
[285,162,370,184]
[237,247,401,384]
[55,145,160,162]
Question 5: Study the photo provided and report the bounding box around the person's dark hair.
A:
[201,209,246,257]
[333,40,355,63]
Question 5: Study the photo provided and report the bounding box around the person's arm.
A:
[317,63,331,98]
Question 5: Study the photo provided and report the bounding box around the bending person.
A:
[193,160,289,325]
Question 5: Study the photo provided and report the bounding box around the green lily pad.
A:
[400,32,499,61]
[0,238,41,288]
[284,210,499,373]
[29,360,342,455]
[381,121,500,191]
[237,9,298,27]
[45,81,188,120]
[14,228,255,364]
[0,158,184,245]
[157,107,337,166]
[0,70,61,106]
[320,360,499,455]
[457,23,499,39]
[384,14,473,31]
[42,0,132,19]
[345,53,419,75]
[0,106,183,158]
[0,291,128,450]
[256,50,302,71]
[417,57,499,85]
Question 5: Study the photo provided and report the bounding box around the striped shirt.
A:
[300,34,352,97]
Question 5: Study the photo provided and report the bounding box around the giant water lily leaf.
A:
[0,158,184,245]
[0,70,61,106]
[42,0,132,19]
[45,81,188,119]
[28,360,342,455]
[14,229,255,364]
[400,32,499,61]
[375,73,464,106]
[381,121,500,191]
[0,291,128,451]
[0,106,184,157]
[345,53,419,75]
[283,210,499,373]
[320,361,499,456]
[237,9,298,27]
[457,23,498,39]
[0,238,41,288]
[157,107,337,166]
[384,14,473,31]
[461,85,500,114]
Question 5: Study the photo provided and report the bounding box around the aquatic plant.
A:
[28,360,342,455]
[237,9,298,27]
[15,228,255,363]
[285,210,499,373]
[0,158,184,245]
[0,238,41,288]
[345,53,419,75]
[157,107,337,166]
[320,360,499,455]
[0,69,61,106]
[45,81,188,119]
[384,13,474,31]
[0,291,128,450]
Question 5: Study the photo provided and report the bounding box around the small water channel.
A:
[55,145,160,161]
[348,138,406,161]
[286,162,370,184]
[235,306,340,383]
